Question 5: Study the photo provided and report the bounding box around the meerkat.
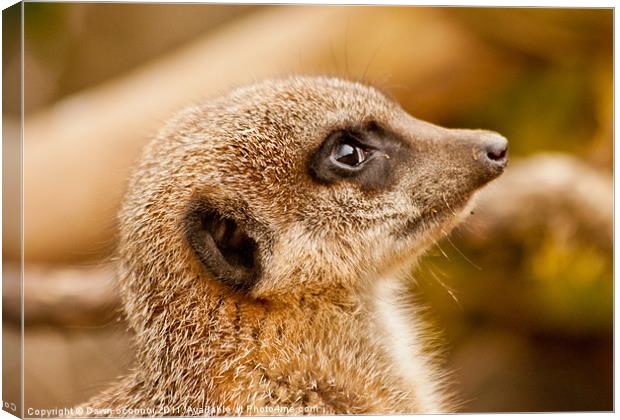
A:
[77,76,507,416]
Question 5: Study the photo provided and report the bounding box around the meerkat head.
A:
[120,76,507,313]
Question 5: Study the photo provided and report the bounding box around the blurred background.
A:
[2,4,612,414]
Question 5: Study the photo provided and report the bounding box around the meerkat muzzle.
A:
[457,129,509,186]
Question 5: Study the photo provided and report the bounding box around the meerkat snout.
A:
[81,76,508,415]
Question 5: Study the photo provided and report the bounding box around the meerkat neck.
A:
[123,274,448,413]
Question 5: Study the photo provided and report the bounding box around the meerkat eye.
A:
[332,142,367,167]
[309,125,405,190]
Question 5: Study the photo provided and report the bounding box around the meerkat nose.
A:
[481,133,508,169]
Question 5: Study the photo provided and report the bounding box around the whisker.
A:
[360,37,386,83]
[421,260,461,308]
[442,193,457,217]
[442,230,482,271]
[344,16,351,79]
[328,38,340,74]
[435,240,450,261]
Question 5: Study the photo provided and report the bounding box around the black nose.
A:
[482,134,508,168]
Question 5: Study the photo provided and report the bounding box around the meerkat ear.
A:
[184,200,259,291]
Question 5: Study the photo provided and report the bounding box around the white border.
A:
[0,2,614,420]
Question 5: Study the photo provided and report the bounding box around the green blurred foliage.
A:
[450,65,599,157]
[443,9,612,161]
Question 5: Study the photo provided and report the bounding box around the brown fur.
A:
[77,76,506,416]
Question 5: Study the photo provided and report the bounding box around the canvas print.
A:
[2,2,613,417]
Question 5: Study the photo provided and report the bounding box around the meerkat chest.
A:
[371,279,448,413]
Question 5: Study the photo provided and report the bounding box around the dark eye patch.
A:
[308,122,409,191]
